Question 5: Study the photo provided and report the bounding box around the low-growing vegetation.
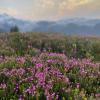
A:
[0,32,100,100]
[0,32,100,60]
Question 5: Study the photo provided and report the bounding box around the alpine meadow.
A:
[0,0,100,100]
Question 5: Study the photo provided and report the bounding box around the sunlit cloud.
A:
[36,0,94,19]
[59,0,91,10]
[39,0,55,8]
[0,0,99,20]
[0,7,18,16]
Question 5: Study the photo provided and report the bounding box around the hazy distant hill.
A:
[0,14,100,35]
[0,14,37,32]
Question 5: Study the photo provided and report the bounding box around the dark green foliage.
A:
[10,26,19,32]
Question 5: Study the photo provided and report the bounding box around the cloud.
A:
[39,0,55,8]
[38,0,92,9]
[0,7,18,16]
[58,0,92,13]
[0,0,99,20]
[35,0,93,19]
[56,0,95,18]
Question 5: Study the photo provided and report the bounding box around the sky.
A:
[0,0,100,21]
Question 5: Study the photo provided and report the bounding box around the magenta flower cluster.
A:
[0,52,100,100]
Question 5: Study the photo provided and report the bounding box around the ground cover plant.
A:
[0,52,100,100]
[0,32,100,100]
[0,32,100,60]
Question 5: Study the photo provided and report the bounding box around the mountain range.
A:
[0,14,100,35]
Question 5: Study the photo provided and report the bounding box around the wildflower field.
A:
[0,32,100,100]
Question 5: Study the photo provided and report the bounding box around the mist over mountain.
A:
[0,14,100,35]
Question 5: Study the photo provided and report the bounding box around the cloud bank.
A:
[0,0,100,20]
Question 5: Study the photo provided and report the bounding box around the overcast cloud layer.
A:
[0,0,100,21]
